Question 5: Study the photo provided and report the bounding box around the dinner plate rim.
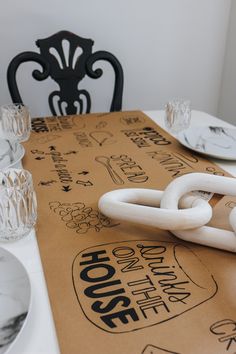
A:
[0,247,32,354]
[177,125,236,160]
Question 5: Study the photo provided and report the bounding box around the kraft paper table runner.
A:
[23,111,236,354]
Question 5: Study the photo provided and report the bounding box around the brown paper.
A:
[23,111,236,354]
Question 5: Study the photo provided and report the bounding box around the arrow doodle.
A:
[76,180,93,187]
[62,185,72,192]
[49,146,56,151]
[78,171,89,175]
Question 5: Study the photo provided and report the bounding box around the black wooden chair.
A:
[7,30,124,116]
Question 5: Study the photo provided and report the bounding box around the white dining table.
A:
[2,110,236,354]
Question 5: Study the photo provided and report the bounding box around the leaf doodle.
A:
[49,201,119,234]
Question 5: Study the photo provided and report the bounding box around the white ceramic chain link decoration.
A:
[161,173,236,252]
[99,189,212,230]
[98,173,236,253]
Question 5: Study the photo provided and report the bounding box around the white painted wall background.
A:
[0,0,232,119]
[218,0,236,124]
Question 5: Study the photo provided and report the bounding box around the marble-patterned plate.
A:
[177,126,236,160]
[0,139,25,169]
[0,248,31,354]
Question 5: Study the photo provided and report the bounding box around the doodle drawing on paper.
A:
[49,201,119,234]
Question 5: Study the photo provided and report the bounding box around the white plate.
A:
[0,139,25,169]
[0,247,31,354]
[177,126,236,160]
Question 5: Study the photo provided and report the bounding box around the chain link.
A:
[98,173,236,253]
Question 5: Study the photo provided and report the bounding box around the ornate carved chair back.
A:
[7,30,124,116]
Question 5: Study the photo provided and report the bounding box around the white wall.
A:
[0,0,231,118]
[218,0,236,125]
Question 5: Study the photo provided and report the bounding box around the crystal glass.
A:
[0,103,31,142]
[165,99,191,134]
[0,168,37,241]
